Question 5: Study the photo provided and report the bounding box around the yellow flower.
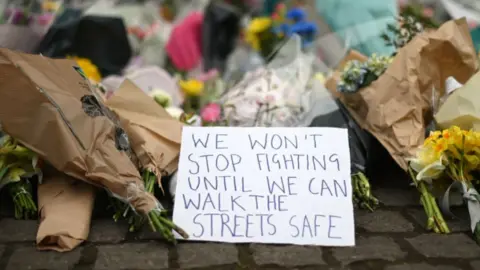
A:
[409,157,445,181]
[465,154,480,170]
[245,31,260,51]
[179,79,204,96]
[315,73,326,84]
[69,56,102,83]
[42,0,60,12]
[424,130,441,146]
[247,17,272,34]
[409,145,445,181]
[244,17,272,51]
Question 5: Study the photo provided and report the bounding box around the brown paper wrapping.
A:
[435,71,480,130]
[0,49,157,214]
[37,167,95,252]
[333,19,478,170]
[105,80,182,187]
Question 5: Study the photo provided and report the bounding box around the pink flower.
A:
[264,94,276,103]
[196,69,219,82]
[422,8,434,18]
[166,12,203,71]
[468,20,478,29]
[106,91,115,99]
[36,14,54,26]
[201,103,222,123]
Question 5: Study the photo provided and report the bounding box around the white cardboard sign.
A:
[173,127,355,246]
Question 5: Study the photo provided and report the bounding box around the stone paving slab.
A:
[0,188,478,269]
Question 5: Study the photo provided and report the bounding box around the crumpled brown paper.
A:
[335,19,478,170]
[105,80,182,189]
[37,166,95,252]
[0,49,158,214]
[435,71,480,130]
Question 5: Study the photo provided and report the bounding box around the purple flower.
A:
[4,9,32,25]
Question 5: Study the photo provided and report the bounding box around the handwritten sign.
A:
[173,127,355,246]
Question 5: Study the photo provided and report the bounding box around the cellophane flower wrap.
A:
[0,0,63,52]
[222,35,322,127]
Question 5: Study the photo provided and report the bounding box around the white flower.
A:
[408,156,446,182]
[165,107,184,119]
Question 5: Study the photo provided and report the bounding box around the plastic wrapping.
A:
[222,35,325,127]
[36,13,132,77]
[309,93,372,175]
[202,1,243,73]
[0,0,64,52]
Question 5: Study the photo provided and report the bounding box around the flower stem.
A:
[408,167,450,233]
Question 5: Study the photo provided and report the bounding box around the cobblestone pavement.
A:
[0,186,478,270]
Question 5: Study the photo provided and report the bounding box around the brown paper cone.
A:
[36,168,95,252]
[0,49,158,214]
[335,19,478,170]
[105,80,183,188]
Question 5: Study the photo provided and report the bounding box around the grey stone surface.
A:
[332,236,407,265]
[89,219,128,243]
[407,234,480,258]
[0,219,37,242]
[177,243,238,268]
[95,243,169,270]
[134,224,164,241]
[470,260,480,269]
[252,244,325,266]
[2,187,480,269]
[406,209,469,232]
[374,188,420,207]
[385,263,462,270]
[356,210,414,232]
[6,245,82,270]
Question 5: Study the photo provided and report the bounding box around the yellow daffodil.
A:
[42,0,61,12]
[245,31,261,51]
[69,56,102,83]
[409,141,446,181]
[411,126,480,182]
[247,17,272,34]
[179,79,204,96]
[244,17,272,51]
[409,156,445,181]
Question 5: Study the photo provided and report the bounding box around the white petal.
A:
[416,160,445,181]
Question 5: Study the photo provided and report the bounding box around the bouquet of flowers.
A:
[337,54,393,93]
[408,126,480,237]
[0,135,41,219]
[223,35,317,127]
[398,2,440,29]
[381,14,426,52]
